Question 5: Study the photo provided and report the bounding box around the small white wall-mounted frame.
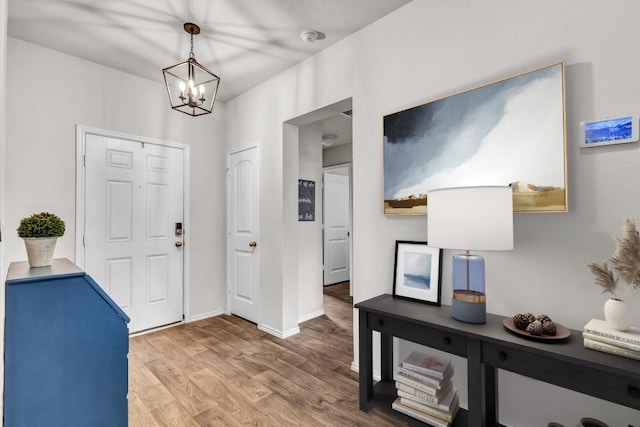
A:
[579,113,639,148]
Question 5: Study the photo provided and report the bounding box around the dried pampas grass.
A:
[588,218,640,300]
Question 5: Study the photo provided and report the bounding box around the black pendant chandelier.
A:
[163,23,220,117]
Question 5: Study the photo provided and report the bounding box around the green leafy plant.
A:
[17,212,65,238]
[587,217,640,300]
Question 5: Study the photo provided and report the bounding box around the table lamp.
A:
[427,186,513,324]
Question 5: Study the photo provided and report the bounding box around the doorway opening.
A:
[285,98,353,325]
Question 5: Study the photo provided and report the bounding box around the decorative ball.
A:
[542,320,556,336]
[526,320,544,336]
[537,314,552,323]
[513,313,533,330]
[523,312,536,324]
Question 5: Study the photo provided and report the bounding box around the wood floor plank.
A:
[133,383,175,413]
[200,326,265,358]
[128,353,162,390]
[248,355,340,405]
[128,392,161,427]
[250,393,325,426]
[145,361,216,417]
[295,358,359,396]
[190,348,253,381]
[129,283,408,426]
[149,400,204,427]
[188,368,272,426]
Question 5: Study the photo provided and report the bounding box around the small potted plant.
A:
[587,217,640,331]
[17,212,65,268]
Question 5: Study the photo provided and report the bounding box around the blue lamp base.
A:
[452,292,486,324]
[451,253,487,324]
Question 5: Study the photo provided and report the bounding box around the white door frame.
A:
[322,162,353,293]
[226,143,261,321]
[75,125,191,323]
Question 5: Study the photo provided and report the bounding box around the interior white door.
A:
[323,172,350,285]
[84,134,184,333]
[227,146,260,323]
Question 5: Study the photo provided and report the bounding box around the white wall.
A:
[298,123,324,322]
[226,0,640,424]
[354,1,640,425]
[4,38,227,321]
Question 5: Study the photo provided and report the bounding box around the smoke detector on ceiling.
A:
[301,30,319,44]
[322,134,337,147]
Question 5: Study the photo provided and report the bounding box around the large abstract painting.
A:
[383,62,567,215]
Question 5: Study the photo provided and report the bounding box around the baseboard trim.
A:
[298,309,324,323]
[189,309,225,322]
[259,323,301,339]
[350,361,381,381]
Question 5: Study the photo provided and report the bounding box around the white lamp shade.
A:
[427,186,513,251]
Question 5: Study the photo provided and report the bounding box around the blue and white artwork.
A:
[393,241,442,305]
[383,62,567,214]
[585,117,633,144]
[403,252,432,290]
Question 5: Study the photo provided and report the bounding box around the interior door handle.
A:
[249,241,257,248]
[175,241,183,248]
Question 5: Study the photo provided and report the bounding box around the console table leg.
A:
[467,338,485,427]
[358,312,374,411]
[380,333,393,381]
[485,365,498,426]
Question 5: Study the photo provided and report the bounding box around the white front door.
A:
[323,171,351,285]
[227,145,260,323]
[83,133,185,333]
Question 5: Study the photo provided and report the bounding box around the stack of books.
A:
[392,350,459,427]
[583,318,640,360]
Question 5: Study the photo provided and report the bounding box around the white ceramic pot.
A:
[23,237,58,268]
[603,298,632,332]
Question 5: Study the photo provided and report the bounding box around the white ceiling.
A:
[7,0,411,103]
[317,110,353,149]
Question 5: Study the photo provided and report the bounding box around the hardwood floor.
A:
[129,283,407,426]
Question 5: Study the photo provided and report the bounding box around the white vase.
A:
[603,298,632,332]
[23,237,58,268]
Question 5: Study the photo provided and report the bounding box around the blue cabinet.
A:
[4,259,130,427]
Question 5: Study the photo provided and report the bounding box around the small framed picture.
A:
[579,113,639,148]
[392,241,442,306]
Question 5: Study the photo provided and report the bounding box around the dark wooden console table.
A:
[356,294,640,426]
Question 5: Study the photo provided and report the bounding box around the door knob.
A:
[175,241,183,247]
[249,241,257,248]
